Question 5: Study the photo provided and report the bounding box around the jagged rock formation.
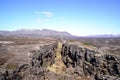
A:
[61,42,120,80]
[30,43,58,68]
[0,42,58,80]
[0,41,120,80]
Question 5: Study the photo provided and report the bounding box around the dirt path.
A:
[47,42,66,74]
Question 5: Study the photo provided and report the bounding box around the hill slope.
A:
[0,29,72,38]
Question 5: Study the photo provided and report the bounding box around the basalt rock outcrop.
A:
[61,42,120,80]
[0,41,120,80]
[30,43,57,68]
[0,42,58,80]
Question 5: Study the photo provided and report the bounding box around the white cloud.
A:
[36,18,43,23]
[35,11,54,17]
[42,12,54,17]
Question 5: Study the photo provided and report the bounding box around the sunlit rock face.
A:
[0,42,58,80]
[30,43,58,68]
[61,42,120,80]
[0,41,120,80]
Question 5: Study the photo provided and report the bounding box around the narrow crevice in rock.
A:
[47,42,66,75]
[1,41,120,80]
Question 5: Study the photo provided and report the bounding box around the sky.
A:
[0,0,120,36]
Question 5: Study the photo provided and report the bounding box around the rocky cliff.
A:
[0,41,120,80]
[0,42,58,80]
[61,42,120,80]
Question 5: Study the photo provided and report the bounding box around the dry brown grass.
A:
[47,42,67,75]
[0,53,13,67]
[6,62,18,69]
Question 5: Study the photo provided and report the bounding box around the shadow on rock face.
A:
[0,41,120,80]
[61,43,120,80]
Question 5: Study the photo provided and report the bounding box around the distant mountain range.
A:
[0,29,73,38]
[88,34,120,37]
[0,29,120,38]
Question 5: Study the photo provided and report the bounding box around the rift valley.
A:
[0,30,120,80]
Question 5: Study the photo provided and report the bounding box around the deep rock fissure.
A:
[0,41,120,80]
[47,42,66,75]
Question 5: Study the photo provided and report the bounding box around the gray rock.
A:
[61,43,120,80]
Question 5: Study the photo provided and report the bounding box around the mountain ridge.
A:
[0,29,120,38]
[0,29,73,38]
[88,34,120,37]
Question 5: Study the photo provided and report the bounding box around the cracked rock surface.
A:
[0,40,120,80]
